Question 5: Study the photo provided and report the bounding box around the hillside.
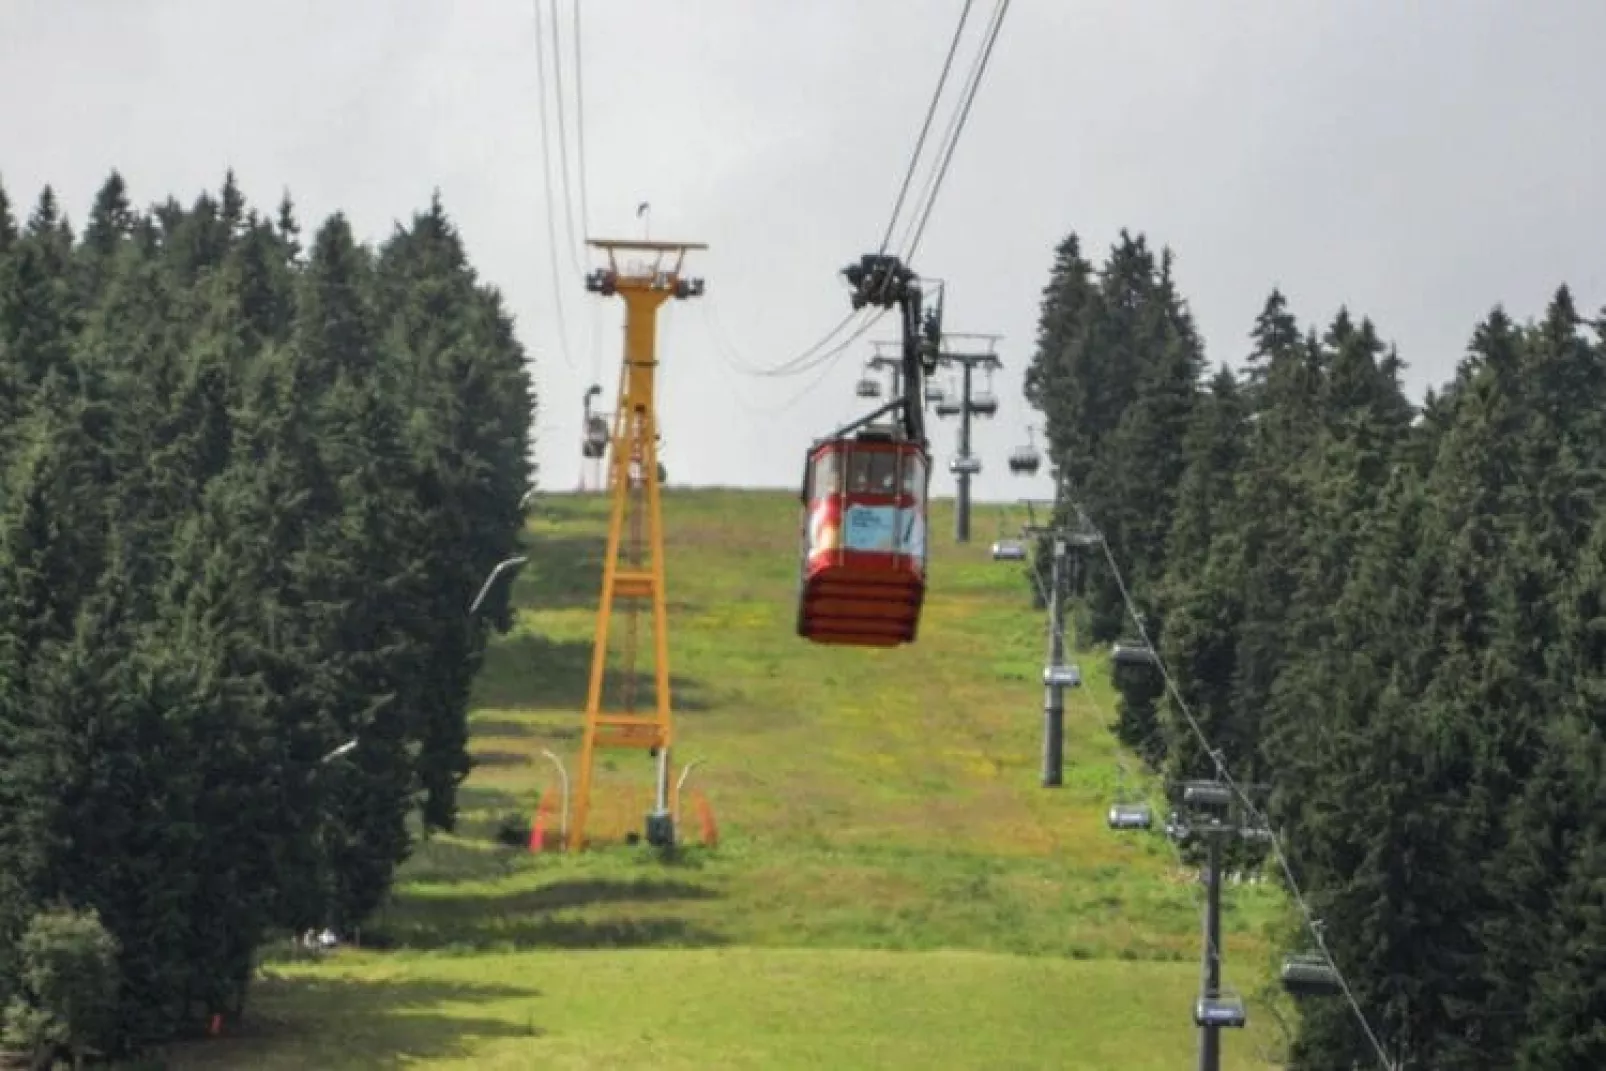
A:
[169,488,1288,1069]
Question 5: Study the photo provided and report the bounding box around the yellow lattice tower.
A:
[570,239,706,850]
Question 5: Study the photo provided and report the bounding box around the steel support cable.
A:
[701,300,789,377]
[570,0,593,241]
[734,307,872,378]
[1082,516,1397,1070]
[740,306,893,417]
[755,333,876,416]
[747,0,1003,382]
[898,0,1011,265]
[532,0,577,370]
[741,0,981,376]
[570,0,603,385]
[547,0,585,276]
[874,0,976,259]
[703,302,877,428]
[544,0,603,384]
[895,0,1007,260]
[692,302,815,433]
[772,306,890,379]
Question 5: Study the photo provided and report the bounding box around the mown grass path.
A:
[169,490,1288,1069]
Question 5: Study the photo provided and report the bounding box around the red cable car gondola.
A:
[797,430,929,646]
[795,252,941,649]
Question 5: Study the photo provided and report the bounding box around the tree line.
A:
[1026,230,1606,1069]
[0,171,532,1058]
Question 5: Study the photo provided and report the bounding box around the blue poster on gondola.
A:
[843,505,896,551]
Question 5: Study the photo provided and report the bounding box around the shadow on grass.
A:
[368,879,726,952]
[514,533,607,611]
[468,716,537,737]
[163,975,542,1070]
[398,836,524,885]
[456,785,526,814]
[469,748,531,769]
[472,633,713,713]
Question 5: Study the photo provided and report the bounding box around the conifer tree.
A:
[0,174,536,1051]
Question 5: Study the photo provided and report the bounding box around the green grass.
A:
[164,489,1294,1069]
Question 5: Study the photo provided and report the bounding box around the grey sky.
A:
[3,1,1601,504]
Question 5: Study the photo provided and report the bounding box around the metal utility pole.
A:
[931,335,1002,544]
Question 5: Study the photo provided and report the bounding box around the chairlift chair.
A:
[1042,663,1081,688]
[926,382,947,406]
[582,414,610,459]
[1107,802,1153,831]
[1064,528,1101,550]
[1111,641,1159,668]
[1281,952,1344,997]
[1107,762,1154,831]
[935,391,962,418]
[1194,991,1248,1029]
[990,539,1026,562]
[1008,426,1041,475]
[1182,780,1234,811]
[971,367,1000,417]
[855,375,881,399]
[1007,444,1040,475]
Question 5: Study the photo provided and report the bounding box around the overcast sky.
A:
[3,1,1601,505]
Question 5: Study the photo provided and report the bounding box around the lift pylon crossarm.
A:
[586,239,708,300]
